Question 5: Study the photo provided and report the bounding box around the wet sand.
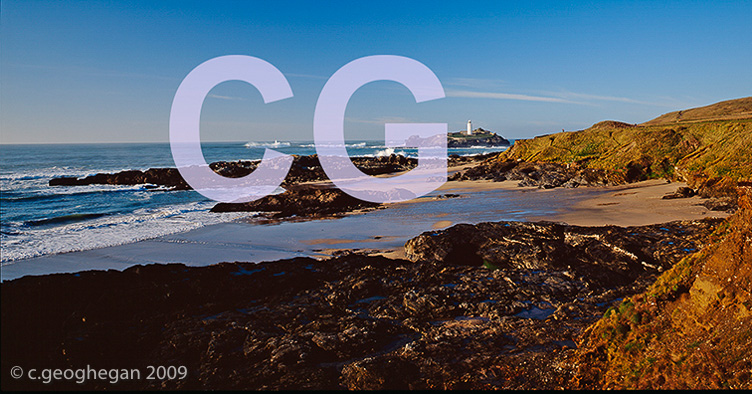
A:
[0,178,729,281]
[532,179,730,226]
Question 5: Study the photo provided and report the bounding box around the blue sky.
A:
[1,0,750,144]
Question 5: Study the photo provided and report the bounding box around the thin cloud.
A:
[446,86,689,108]
[446,89,579,104]
[444,77,508,89]
[539,90,694,108]
[560,92,646,104]
[207,93,246,101]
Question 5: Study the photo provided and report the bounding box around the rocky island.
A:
[447,127,510,148]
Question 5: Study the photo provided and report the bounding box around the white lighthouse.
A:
[466,120,472,135]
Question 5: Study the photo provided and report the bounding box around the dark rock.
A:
[1,218,722,390]
[662,186,695,199]
[210,184,381,218]
[48,154,419,191]
[48,176,80,186]
[701,196,737,212]
[405,219,722,288]
[342,356,422,390]
[448,152,498,167]
[209,161,257,178]
[450,159,620,189]
[48,168,192,189]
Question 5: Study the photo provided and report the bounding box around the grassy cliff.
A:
[572,187,752,389]
[498,97,752,193]
[643,96,752,125]
[538,97,752,389]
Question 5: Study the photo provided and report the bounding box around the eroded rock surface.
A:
[405,219,721,288]
[1,218,721,390]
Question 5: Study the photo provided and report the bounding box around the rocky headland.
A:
[450,97,752,212]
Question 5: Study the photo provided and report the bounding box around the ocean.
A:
[0,141,509,264]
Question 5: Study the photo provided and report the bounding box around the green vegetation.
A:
[643,97,752,125]
[574,188,752,389]
[482,259,499,270]
[448,130,497,140]
[498,97,752,188]
[565,99,752,389]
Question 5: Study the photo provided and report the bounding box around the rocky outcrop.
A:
[447,152,498,166]
[48,154,418,190]
[49,167,192,189]
[662,186,696,199]
[571,188,752,389]
[210,184,381,218]
[449,159,624,188]
[45,153,417,219]
[1,217,722,390]
[405,219,722,288]
[282,154,418,186]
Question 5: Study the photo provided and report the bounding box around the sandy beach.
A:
[0,178,729,282]
[527,179,731,226]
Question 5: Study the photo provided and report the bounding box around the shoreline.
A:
[526,179,730,226]
[1,192,731,390]
[0,178,729,282]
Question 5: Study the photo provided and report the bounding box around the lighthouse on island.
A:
[448,120,510,147]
